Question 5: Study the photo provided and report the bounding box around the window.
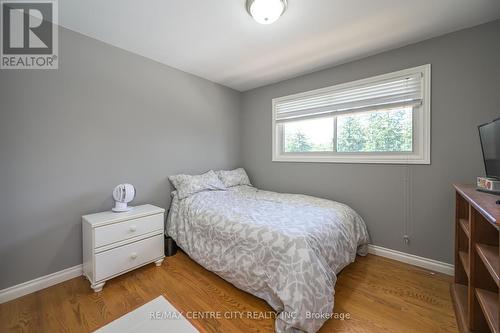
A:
[284,117,334,152]
[272,65,431,164]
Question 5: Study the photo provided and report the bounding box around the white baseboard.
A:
[0,245,454,304]
[0,264,82,304]
[368,244,454,276]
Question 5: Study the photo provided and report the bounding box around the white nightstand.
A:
[82,204,165,292]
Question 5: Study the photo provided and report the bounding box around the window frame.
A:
[272,65,431,164]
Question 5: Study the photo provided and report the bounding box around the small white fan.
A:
[112,184,136,212]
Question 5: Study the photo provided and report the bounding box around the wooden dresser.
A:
[452,184,500,333]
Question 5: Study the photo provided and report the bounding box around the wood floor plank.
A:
[0,252,457,333]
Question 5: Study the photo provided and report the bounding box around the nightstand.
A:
[82,204,165,292]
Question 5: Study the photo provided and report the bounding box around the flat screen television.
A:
[479,117,500,180]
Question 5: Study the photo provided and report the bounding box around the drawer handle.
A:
[129,226,137,232]
[130,253,138,260]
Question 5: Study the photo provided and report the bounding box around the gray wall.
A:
[1,19,499,290]
[0,27,240,289]
[240,20,500,264]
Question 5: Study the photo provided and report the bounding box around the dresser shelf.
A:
[476,244,500,286]
[475,288,499,333]
[459,251,470,278]
[460,218,471,238]
[451,283,471,333]
[452,184,500,333]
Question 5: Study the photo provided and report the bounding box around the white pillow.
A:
[216,168,251,188]
[169,170,226,199]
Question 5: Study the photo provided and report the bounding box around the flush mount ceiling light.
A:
[246,0,287,25]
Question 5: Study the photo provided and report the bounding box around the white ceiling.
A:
[59,0,500,91]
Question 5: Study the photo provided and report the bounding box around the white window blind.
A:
[275,73,423,122]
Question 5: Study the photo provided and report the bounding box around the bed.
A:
[166,182,369,333]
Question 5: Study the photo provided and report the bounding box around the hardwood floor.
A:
[0,252,458,333]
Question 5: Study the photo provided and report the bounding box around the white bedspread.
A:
[166,185,369,333]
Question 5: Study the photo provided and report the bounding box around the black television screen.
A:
[479,118,500,179]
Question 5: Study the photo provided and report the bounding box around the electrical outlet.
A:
[403,235,410,245]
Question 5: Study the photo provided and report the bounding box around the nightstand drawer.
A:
[94,235,164,282]
[94,213,163,248]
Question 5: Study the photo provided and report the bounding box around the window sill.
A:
[272,154,430,164]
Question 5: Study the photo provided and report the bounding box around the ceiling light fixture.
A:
[246,0,287,25]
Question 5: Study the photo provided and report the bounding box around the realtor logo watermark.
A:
[1,0,58,69]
